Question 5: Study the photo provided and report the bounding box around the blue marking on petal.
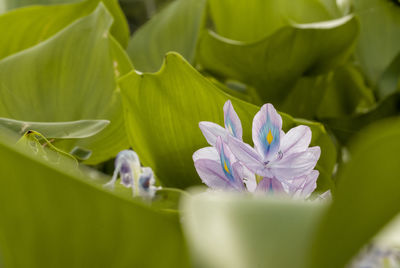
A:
[259,116,280,157]
[219,146,235,182]
[139,174,151,192]
[225,117,237,137]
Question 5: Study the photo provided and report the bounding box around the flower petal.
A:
[227,135,268,175]
[288,170,319,198]
[223,100,243,140]
[104,150,141,189]
[199,121,228,146]
[280,125,312,155]
[236,165,257,192]
[270,146,321,180]
[193,147,220,162]
[138,167,157,198]
[216,136,237,183]
[252,104,282,161]
[256,177,285,194]
[194,158,236,190]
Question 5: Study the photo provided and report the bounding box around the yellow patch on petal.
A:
[267,130,273,145]
[224,161,230,174]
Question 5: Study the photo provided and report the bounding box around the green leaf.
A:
[208,0,338,42]
[0,0,129,57]
[281,64,375,120]
[119,53,336,191]
[151,188,189,212]
[322,92,400,144]
[309,117,400,268]
[127,0,207,72]
[376,52,400,100]
[69,146,93,161]
[353,0,400,86]
[197,15,358,105]
[0,132,189,268]
[0,118,109,139]
[1,0,81,11]
[0,4,132,164]
[182,192,326,268]
[16,130,79,168]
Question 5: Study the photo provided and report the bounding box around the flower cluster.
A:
[193,100,321,198]
[104,150,158,199]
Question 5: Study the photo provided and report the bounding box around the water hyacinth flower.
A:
[227,103,321,184]
[104,150,158,199]
[193,100,321,198]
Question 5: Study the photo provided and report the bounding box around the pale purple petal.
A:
[270,146,321,180]
[237,166,257,192]
[227,135,269,175]
[105,150,141,189]
[215,136,238,183]
[256,177,285,194]
[280,125,312,155]
[194,159,235,190]
[223,100,243,140]
[252,104,282,161]
[288,170,319,198]
[193,147,219,162]
[138,167,156,197]
[231,162,247,190]
[199,121,228,146]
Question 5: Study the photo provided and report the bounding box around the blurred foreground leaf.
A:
[0,131,189,268]
[0,5,132,164]
[119,53,336,191]
[310,117,400,268]
[182,192,326,268]
[127,0,206,72]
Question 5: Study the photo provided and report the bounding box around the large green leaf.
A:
[182,191,326,268]
[197,15,358,105]
[126,0,207,72]
[208,0,338,42]
[322,92,400,144]
[119,53,336,191]
[0,131,189,268]
[376,52,400,100]
[0,4,132,164]
[281,64,375,120]
[0,118,109,139]
[0,0,129,58]
[0,0,81,11]
[353,0,400,87]
[309,117,400,268]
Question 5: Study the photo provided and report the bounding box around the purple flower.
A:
[104,150,158,199]
[227,103,321,184]
[193,136,254,191]
[199,100,243,146]
[193,100,322,198]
